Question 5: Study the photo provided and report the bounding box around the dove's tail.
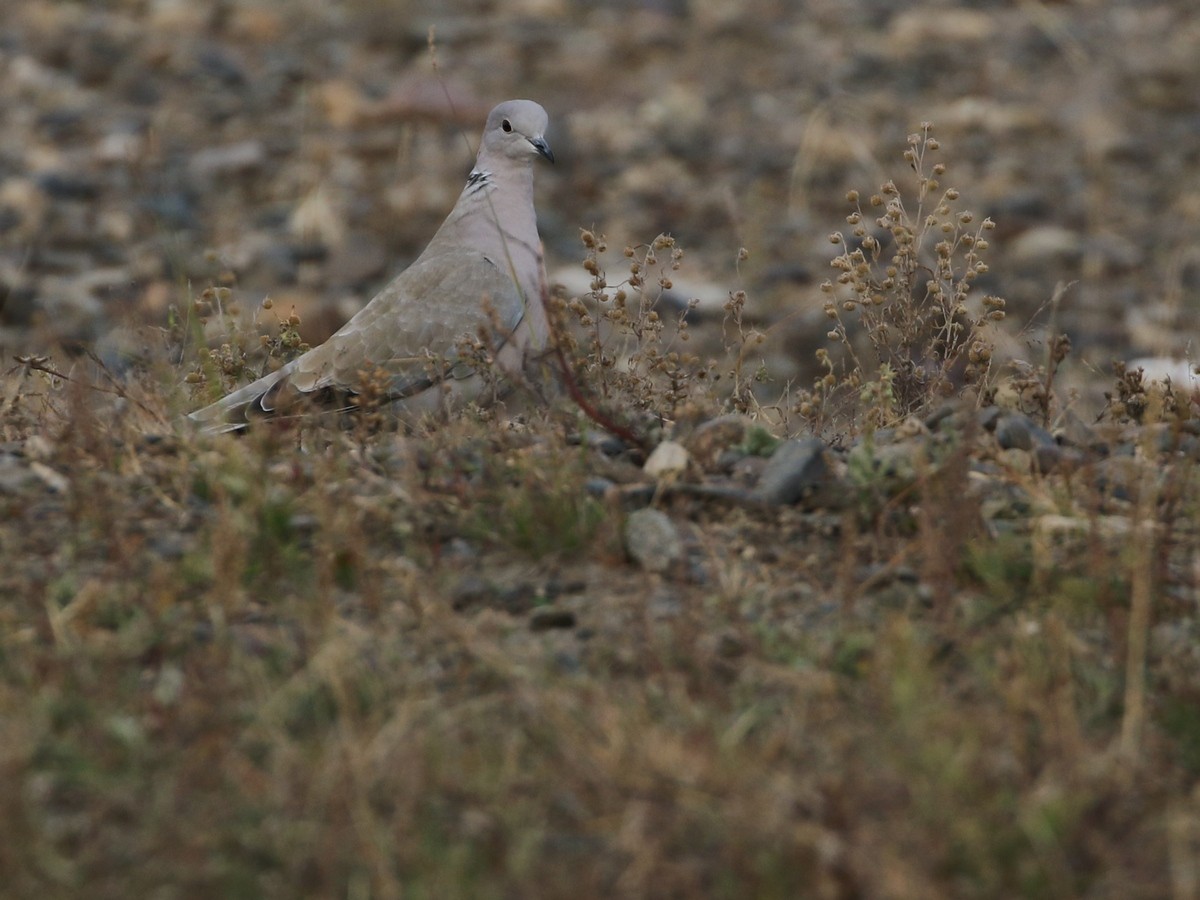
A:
[185,365,294,434]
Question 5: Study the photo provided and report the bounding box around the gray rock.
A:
[450,575,491,611]
[977,406,1004,431]
[995,413,1055,451]
[994,413,1032,449]
[923,403,961,430]
[716,448,748,472]
[137,192,198,230]
[648,589,683,618]
[450,575,540,615]
[576,430,631,457]
[625,508,683,574]
[1033,443,1085,474]
[753,438,830,506]
[35,172,101,201]
[1092,456,1142,503]
[188,140,267,180]
[729,453,767,487]
[1009,225,1084,267]
[584,477,616,498]
[530,608,576,631]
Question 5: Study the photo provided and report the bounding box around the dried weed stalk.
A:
[550,231,765,442]
[795,124,1007,436]
[176,286,311,404]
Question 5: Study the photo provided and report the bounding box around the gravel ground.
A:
[2,0,1198,411]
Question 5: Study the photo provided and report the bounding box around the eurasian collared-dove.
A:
[188,99,554,432]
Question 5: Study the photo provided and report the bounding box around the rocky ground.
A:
[3,0,1200,398]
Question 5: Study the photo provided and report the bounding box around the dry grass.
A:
[3,347,1200,900]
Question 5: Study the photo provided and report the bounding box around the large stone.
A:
[753,438,832,506]
[625,508,683,574]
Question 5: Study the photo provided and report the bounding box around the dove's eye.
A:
[501,119,512,133]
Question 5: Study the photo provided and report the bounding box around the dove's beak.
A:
[530,136,554,164]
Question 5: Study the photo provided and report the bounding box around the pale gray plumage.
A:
[188,99,554,432]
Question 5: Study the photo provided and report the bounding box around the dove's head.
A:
[481,100,554,165]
